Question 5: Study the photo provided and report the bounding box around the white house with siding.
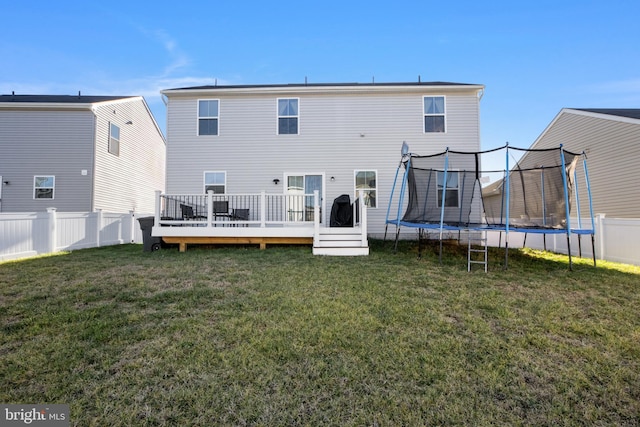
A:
[0,94,166,213]
[158,82,484,253]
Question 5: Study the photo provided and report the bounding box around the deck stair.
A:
[313,226,369,256]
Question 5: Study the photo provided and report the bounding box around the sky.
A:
[3,0,639,174]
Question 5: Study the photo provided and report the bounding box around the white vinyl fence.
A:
[2,210,639,266]
[486,214,640,267]
[0,209,151,262]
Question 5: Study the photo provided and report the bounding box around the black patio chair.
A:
[231,208,250,227]
[180,204,206,220]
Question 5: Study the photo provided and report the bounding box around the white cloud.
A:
[145,28,191,78]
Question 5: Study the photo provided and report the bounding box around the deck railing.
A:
[154,190,321,228]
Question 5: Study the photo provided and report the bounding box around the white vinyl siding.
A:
[0,98,165,213]
[520,110,640,218]
[0,110,95,211]
[163,86,482,233]
[92,98,166,213]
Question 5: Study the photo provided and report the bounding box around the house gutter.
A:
[0,102,94,111]
[161,83,486,98]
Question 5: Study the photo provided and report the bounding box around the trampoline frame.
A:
[384,143,596,270]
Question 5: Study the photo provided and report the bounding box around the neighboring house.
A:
[0,94,166,213]
[160,81,484,237]
[483,108,640,220]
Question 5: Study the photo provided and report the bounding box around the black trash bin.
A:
[138,216,162,252]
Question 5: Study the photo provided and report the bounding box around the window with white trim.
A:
[34,176,55,199]
[278,98,298,134]
[437,170,459,207]
[204,171,226,194]
[109,122,120,156]
[424,96,445,133]
[355,170,377,208]
[198,99,219,136]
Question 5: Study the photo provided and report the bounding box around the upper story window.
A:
[109,123,120,156]
[437,170,459,207]
[198,100,219,136]
[355,170,377,208]
[204,171,226,194]
[278,98,298,135]
[424,96,446,133]
[34,176,55,199]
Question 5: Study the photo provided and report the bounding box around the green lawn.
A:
[1,241,639,426]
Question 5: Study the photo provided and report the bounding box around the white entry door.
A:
[285,174,323,222]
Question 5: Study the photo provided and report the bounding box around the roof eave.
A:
[563,108,640,125]
[0,102,95,111]
[161,83,485,97]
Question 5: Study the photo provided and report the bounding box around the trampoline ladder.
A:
[467,230,488,273]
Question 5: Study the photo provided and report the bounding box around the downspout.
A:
[161,93,169,194]
[90,108,97,212]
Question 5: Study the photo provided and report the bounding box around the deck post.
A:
[314,190,320,246]
[360,194,367,246]
[260,191,266,227]
[207,190,213,227]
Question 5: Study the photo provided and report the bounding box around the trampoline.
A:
[384,143,596,270]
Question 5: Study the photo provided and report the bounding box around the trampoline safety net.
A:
[398,146,584,229]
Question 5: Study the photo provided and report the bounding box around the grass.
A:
[1,240,639,426]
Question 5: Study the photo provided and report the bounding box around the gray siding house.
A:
[160,82,484,237]
[484,108,640,219]
[0,94,166,213]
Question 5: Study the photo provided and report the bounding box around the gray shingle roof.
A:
[0,94,135,104]
[167,81,480,91]
[574,108,640,120]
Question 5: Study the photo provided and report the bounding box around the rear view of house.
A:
[0,94,166,213]
[160,81,484,239]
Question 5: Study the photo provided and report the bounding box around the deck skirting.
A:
[162,236,314,252]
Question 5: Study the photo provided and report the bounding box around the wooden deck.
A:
[152,191,369,256]
[162,236,313,252]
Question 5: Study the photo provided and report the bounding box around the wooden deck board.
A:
[162,236,313,252]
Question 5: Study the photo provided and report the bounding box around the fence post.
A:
[47,207,57,254]
[597,213,606,260]
[95,209,103,247]
[155,190,162,225]
[129,210,135,243]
